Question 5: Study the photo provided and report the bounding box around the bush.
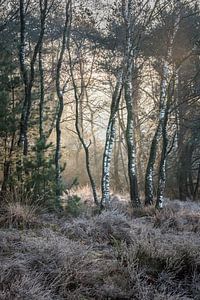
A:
[154,207,200,233]
[0,196,39,229]
[61,210,132,245]
[64,195,85,217]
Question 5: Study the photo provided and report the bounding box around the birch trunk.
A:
[123,0,141,208]
[145,61,169,205]
[146,2,181,207]
[101,72,123,207]
[156,4,181,209]
[124,78,141,207]
[113,135,121,191]
[156,107,169,208]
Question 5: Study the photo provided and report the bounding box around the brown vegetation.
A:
[0,193,200,299]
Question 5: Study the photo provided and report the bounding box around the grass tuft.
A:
[0,199,39,229]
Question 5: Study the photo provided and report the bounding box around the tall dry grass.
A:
[0,188,200,299]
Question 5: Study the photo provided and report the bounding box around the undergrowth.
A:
[0,192,200,299]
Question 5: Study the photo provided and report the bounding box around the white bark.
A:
[156,1,181,209]
[101,71,123,207]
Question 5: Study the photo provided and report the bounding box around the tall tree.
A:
[101,70,123,207]
[55,0,72,207]
[122,0,158,207]
[18,0,49,155]
[144,0,181,207]
[68,44,99,206]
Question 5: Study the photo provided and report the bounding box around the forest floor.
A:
[0,188,200,299]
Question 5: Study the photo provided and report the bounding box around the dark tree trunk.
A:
[39,47,44,140]
[1,132,15,197]
[55,0,72,208]
[69,38,99,207]
[18,0,29,152]
[194,163,200,200]
[70,74,99,206]
[18,0,48,155]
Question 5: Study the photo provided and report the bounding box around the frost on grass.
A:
[0,198,200,299]
[61,210,132,245]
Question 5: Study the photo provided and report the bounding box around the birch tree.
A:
[122,0,157,207]
[101,70,123,207]
[154,2,200,208]
[122,1,140,207]
[144,1,181,207]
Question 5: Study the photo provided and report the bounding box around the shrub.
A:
[154,207,200,233]
[62,210,132,245]
[0,200,39,229]
[64,195,85,217]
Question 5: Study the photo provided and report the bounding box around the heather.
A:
[0,192,199,300]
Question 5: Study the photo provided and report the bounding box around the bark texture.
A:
[123,0,141,208]
[101,71,123,207]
